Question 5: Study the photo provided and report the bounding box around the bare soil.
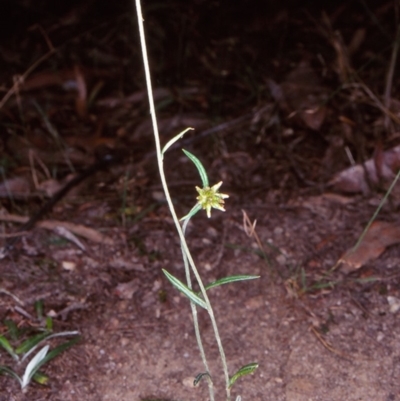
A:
[2,192,400,401]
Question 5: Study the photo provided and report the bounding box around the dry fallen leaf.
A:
[329,145,400,194]
[339,221,400,273]
[0,213,114,245]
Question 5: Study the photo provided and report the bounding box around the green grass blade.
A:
[38,336,81,367]
[20,330,80,363]
[20,337,80,389]
[16,332,50,355]
[228,362,258,389]
[204,275,259,292]
[0,335,18,361]
[162,269,207,309]
[352,168,400,252]
[45,317,53,331]
[306,281,336,292]
[4,319,19,340]
[26,337,81,387]
[0,365,22,386]
[34,299,44,320]
[182,149,209,187]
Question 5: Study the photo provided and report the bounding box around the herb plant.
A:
[0,302,80,392]
[134,2,259,400]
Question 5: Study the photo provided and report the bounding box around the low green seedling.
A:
[0,301,80,392]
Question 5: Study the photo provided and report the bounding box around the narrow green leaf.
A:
[18,337,80,390]
[38,337,80,368]
[193,372,211,386]
[162,269,207,309]
[4,319,19,340]
[0,365,22,386]
[0,335,18,361]
[162,127,193,158]
[21,330,80,363]
[204,275,259,292]
[22,345,49,389]
[306,281,335,291]
[34,299,44,320]
[16,332,50,355]
[182,149,209,187]
[46,316,53,331]
[229,362,258,389]
[180,203,202,222]
[33,371,49,385]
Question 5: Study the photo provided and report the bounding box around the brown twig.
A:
[0,49,55,110]
[310,325,350,360]
[383,26,400,130]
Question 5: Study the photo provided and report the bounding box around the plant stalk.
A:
[134,1,230,399]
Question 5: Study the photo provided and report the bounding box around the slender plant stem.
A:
[185,252,231,400]
[134,1,230,399]
[182,218,214,399]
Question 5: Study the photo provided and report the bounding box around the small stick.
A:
[383,26,400,130]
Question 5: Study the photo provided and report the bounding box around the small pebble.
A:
[183,376,196,388]
[387,296,400,313]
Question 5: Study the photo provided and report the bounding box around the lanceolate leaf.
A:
[193,372,212,386]
[162,269,207,309]
[204,275,260,292]
[161,128,193,158]
[0,335,18,361]
[0,337,80,390]
[21,331,80,363]
[33,371,49,385]
[228,362,259,388]
[4,319,19,341]
[34,299,44,320]
[22,345,50,389]
[180,203,202,222]
[37,337,81,368]
[16,332,49,355]
[182,149,209,187]
[46,316,53,331]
